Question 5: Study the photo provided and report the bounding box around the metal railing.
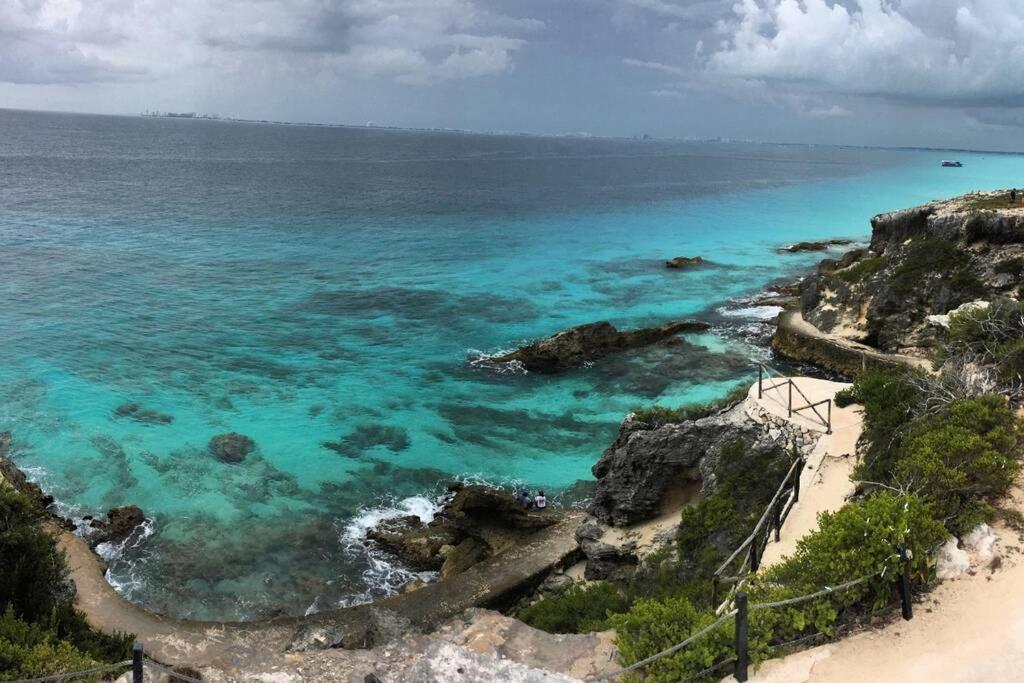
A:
[757,364,833,434]
[711,453,803,608]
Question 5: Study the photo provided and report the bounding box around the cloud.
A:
[623,57,687,77]
[625,0,732,26]
[706,0,1024,105]
[0,0,541,86]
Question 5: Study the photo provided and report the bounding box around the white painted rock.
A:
[936,537,970,580]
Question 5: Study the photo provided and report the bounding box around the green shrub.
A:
[519,582,630,633]
[894,396,1020,532]
[0,488,134,670]
[0,607,104,681]
[890,238,983,301]
[848,369,926,484]
[837,256,885,284]
[631,384,749,427]
[944,298,1024,386]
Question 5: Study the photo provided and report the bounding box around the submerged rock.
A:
[89,505,146,548]
[113,402,174,425]
[490,319,711,373]
[665,255,704,269]
[209,432,255,463]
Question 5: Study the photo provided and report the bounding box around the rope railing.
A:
[2,662,132,683]
[593,545,919,682]
[0,644,209,683]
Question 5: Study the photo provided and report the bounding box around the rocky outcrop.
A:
[0,432,54,509]
[367,486,561,577]
[575,519,638,580]
[491,319,711,373]
[588,400,802,526]
[779,239,853,253]
[665,256,704,269]
[208,433,255,463]
[88,505,146,548]
[797,192,1024,355]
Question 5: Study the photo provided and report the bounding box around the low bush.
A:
[519,581,629,633]
[890,237,983,301]
[836,256,885,284]
[631,384,749,427]
[0,488,133,675]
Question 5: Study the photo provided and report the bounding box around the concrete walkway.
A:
[58,510,587,671]
[744,376,863,567]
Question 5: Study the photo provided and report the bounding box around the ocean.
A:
[1,108,1021,620]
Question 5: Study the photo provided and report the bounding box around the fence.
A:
[757,364,833,434]
[2,643,204,683]
[594,546,916,682]
[710,452,803,608]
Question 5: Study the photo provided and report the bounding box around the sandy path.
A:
[748,376,862,568]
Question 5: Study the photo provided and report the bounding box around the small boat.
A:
[941,160,963,167]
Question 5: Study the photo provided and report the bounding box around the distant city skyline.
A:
[4,1,1024,152]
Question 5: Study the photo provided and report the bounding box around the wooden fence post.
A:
[749,535,761,573]
[787,380,793,417]
[735,593,749,682]
[826,399,832,435]
[758,365,763,399]
[132,641,143,683]
[793,458,802,503]
[711,575,719,606]
[898,546,913,621]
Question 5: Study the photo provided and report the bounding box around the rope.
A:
[2,661,132,683]
[679,657,736,683]
[143,659,204,683]
[766,631,826,652]
[589,609,738,682]
[749,572,878,611]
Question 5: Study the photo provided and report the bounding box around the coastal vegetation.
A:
[628,383,749,427]
[0,487,133,679]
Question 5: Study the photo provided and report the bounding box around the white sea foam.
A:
[328,494,448,612]
[716,305,784,320]
[98,518,157,599]
[466,347,528,375]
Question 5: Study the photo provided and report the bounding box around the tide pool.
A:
[2,109,1022,619]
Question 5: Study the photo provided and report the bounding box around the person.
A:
[518,488,533,509]
[534,490,547,510]
[1011,189,1018,205]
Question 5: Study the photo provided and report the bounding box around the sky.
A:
[3,0,1024,150]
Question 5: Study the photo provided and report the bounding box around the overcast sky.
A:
[3,0,1024,150]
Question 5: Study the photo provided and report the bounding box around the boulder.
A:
[208,433,255,463]
[490,319,711,373]
[665,256,704,269]
[440,537,490,579]
[89,505,146,547]
[367,519,459,571]
[936,537,970,580]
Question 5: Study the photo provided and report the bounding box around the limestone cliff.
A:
[799,192,1024,355]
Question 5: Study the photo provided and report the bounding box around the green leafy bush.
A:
[837,256,885,284]
[894,396,1020,532]
[0,607,105,681]
[519,582,629,633]
[0,488,133,673]
[848,368,927,484]
[944,298,1024,386]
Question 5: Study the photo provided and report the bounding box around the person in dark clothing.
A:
[1011,189,1017,205]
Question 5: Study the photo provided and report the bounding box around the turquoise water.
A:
[2,109,1023,619]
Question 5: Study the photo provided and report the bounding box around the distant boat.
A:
[941,160,963,167]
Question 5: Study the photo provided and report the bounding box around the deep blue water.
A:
[2,108,1022,619]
